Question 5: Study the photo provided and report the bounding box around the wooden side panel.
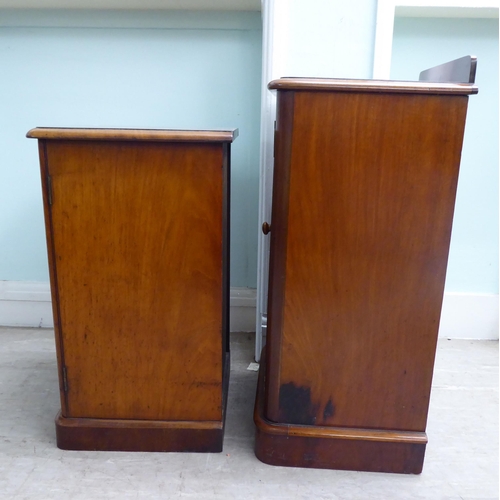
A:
[46,140,224,422]
[221,143,231,375]
[38,141,69,415]
[265,91,295,421]
[255,349,427,473]
[275,91,469,431]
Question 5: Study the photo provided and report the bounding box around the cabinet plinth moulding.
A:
[28,127,237,452]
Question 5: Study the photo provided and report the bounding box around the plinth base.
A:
[254,349,427,474]
[55,354,230,453]
[56,413,224,452]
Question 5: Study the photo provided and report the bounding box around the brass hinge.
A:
[273,120,277,158]
[47,175,53,206]
[62,366,69,393]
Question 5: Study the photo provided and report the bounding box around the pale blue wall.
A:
[391,17,499,294]
[0,9,262,287]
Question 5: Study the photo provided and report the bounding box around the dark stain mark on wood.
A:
[323,398,335,420]
[278,382,318,425]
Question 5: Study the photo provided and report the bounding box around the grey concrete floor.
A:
[0,327,497,499]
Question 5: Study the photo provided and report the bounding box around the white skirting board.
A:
[439,292,499,340]
[228,287,257,332]
[0,282,497,339]
[0,281,53,328]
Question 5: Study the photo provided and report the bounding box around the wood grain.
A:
[45,139,224,421]
[260,81,473,471]
[27,127,238,143]
[55,412,224,453]
[55,353,230,452]
[268,77,478,95]
[38,140,69,415]
[255,349,427,473]
[267,90,469,431]
[31,127,236,451]
[265,90,295,420]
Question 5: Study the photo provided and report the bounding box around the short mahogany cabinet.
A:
[254,78,477,473]
[27,127,237,452]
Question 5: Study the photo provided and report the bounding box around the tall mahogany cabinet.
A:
[254,77,477,473]
[28,127,237,452]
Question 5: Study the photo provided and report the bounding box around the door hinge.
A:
[273,120,277,158]
[47,175,53,206]
[62,366,69,393]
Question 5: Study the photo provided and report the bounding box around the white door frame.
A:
[255,0,289,361]
[374,0,499,78]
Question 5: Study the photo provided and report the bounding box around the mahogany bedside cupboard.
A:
[254,67,477,473]
[27,127,237,452]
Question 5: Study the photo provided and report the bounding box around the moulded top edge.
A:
[26,127,239,142]
[268,78,478,96]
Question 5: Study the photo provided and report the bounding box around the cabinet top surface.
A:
[268,78,478,95]
[26,127,238,142]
